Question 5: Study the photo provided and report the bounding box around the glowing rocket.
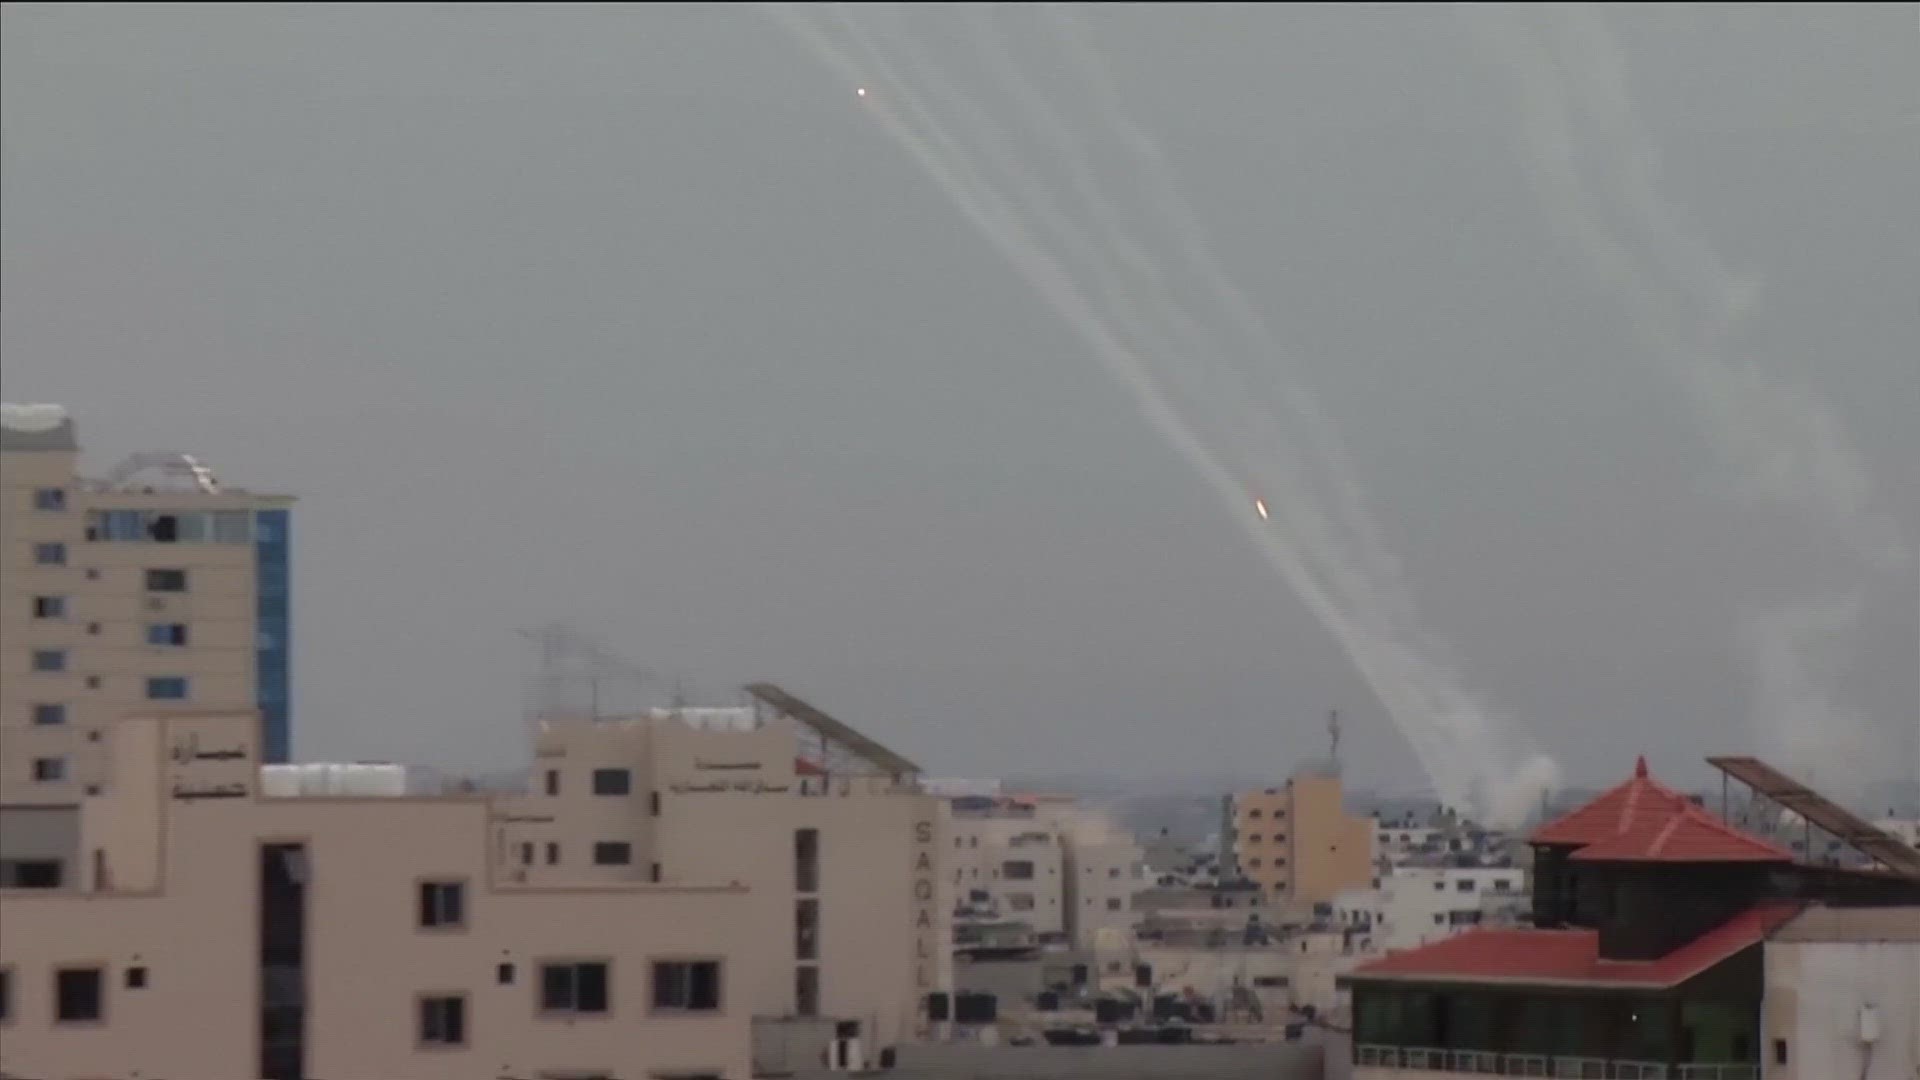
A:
[1254,498,1269,521]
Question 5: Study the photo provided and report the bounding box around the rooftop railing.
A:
[1353,1046,1758,1080]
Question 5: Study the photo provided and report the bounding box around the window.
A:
[1433,880,1447,891]
[1493,879,1511,892]
[1433,913,1445,925]
[1108,867,1121,878]
[545,842,560,866]
[145,677,189,701]
[213,510,251,543]
[0,968,9,1020]
[1773,1039,1788,1066]
[32,757,67,782]
[55,967,103,1022]
[651,960,721,1012]
[1248,858,1261,869]
[1,860,63,888]
[649,790,661,815]
[1248,834,1262,843]
[125,966,147,989]
[1008,893,1035,912]
[33,542,66,566]
[144,568,187,592]
[544,769,559,796]
[795,828,819,893]
[1457,879,1476,892]
[1106,897,1123,911]
[1247,808,1262,818]
[650,862,662,883]
[31,649,67,673]
[419,995,466,1046]
[34,488,67,511]
[32,703,67,726]
[591,768,631,796]
[145,623,189,647]
[796,965,820,1018]
[498,962,516,984]
[418,881,466,929]
[520,842,534,865]
[540,961,610,1015]
[796,898,820,959]
[32,596,67,619]
[1002,860,1035,881]
[592,842,632,866]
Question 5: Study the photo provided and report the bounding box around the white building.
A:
[943,795,1149,950]
[1763,905,1918,1080]
[1330,866,1527,954]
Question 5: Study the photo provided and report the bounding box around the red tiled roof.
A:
[1529,755,1698,847]
[1570,803,1793,864]
[1351,902,1800,988]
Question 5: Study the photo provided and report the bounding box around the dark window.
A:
[796,966,820,1017]
[520,842,534,865]
[419,995,466,1046]
[652,960,721,1012]
[650,862,662,883]
[1731,1034,1750,1060]
[796,898,820,961]
[592,842,631,866]
[55,967,103,1022]
[1774,1039,1788,1065]
[497,962,515,985]
[32,703,67,726]
[539,961,609,1015]
[591,769,630,796]
[125,966,147,989]
[544,769,559,796]
[147,514,179,542]
[34,542,67,565]
[650,790,661,815]
[33,596,67,619]
[146,623,189,646]
[1107,897,1123,911]
[0,969,10,1020]
[32,757,67,782]
[1,860,64,888]
[144,568,188,592]
[31,649,67,672]
[545,842,560,866]
[1002,860,1035,881]
[145,677,190,701]
[1457,879,1476,892]
[796,828,820,893]
[418,881,465,929]
[34,488,67,511]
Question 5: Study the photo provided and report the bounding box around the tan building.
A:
[3,404,293,887]
[1229,768,1375,904]
[943,793,1147,949]
[0,709,753,1080]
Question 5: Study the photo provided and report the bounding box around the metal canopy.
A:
[1707,755,1920,879]
[744,682,922,778]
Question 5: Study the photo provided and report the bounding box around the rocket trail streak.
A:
[764,3,1476,802]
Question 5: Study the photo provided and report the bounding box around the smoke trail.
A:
[775,4,1568,819]
[765,4,1479,805]
[1462,4,1914,795]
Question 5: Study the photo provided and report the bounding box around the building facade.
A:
[3,404,293,888]
[1330,866,1528,954]
[1229,769,1375,904]
[0,710,751,1080]
[943,794,1148,950]
[1762,905,1919,1080]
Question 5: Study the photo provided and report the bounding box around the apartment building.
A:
[1228,767,1375,904]
[2,404,292,886]
[1330,865,1528,954]
[492,683,953,1056]
[943,792,1148,950]
[0,709,750,1080]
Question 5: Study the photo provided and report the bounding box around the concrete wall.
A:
[1763,923,1919,1080]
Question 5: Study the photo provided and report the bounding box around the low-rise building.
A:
[1762,904,1919,1080]
[943,793,1147,950]
[1330,866,1527,954]
[0,710,752,1080]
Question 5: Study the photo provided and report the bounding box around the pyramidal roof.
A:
[1570,802,1793,864]
[1531,756,1698,848]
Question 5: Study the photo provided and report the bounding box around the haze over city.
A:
[6,3,1915,804]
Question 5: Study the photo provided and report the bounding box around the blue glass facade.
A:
[255,509,292,763]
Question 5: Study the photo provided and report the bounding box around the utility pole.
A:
[1328,709,1342,774]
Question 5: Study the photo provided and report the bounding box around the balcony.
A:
[1354,1046,1756,1079]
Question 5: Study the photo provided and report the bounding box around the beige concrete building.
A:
[1762,905,1919,1080]
[3,403,293,887]
[0,685,954,1078]
[943,793,1147,949]
[0,709,753,1080]
[1229,768,1375,904]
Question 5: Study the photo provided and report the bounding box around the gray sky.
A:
[5,3,1915,799]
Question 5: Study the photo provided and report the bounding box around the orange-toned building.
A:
[1228,768,1375,904]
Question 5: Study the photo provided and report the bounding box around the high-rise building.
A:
[2,404,293,882]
